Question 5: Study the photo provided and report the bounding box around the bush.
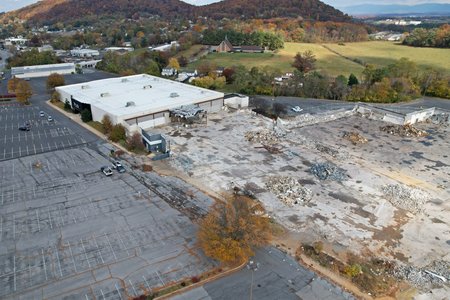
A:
[102,115,113,134]
[64,100,71,110]
[126,132,145,152]
[80,109,92,122]
[109,124,126,142]
[191,276,200,283]
[50,91,60,103]
[344,263,362,278]
[47,73,65,90]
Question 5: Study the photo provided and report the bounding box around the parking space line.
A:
[115,283,123,300]
[41,249,48,281]
[128,279,138,296]
[36,210,40,232]
[55,246,63,278]
[80,239,91,269]
[104,232,118,261]
[67,242,78,273]
[93,235,105,264]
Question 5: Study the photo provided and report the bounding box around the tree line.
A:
[202,29,284,51]
[402,24,450,48]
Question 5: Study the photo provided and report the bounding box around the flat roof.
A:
[11,63,75,75]
[56,74,224,119]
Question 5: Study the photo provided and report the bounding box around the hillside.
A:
[341,3,450,16]
[198,0,351,22]
[8,0,351,24]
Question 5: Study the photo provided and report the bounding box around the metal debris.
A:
[343,131,368,145]
[381,184,429,214]
[266,176,312,206]
[380,124,428,137]
[392,260,450,289]
[310,162,348,181]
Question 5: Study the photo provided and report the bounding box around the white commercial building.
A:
[11,63,76,79]
[56,74,225,131]
[70,49,100,58]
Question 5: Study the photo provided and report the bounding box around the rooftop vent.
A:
[121,78,128,82]
[100,92,110,97]
[143,85,152,89]
[81,85,89,89]
[170,92,179,98]
[125,101,135,107]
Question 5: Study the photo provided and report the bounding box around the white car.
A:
[101,166,113,176]
[291,106,303,113]
[47,116,53,122]
[39,111,45,117]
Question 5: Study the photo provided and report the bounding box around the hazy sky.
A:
[1,0,450,13]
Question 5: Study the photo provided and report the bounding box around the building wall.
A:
[15,68,75,79]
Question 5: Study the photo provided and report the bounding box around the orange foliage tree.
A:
[198,195,271,264]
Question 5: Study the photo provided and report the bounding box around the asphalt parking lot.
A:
[0,147,216,299]
[0,103,89,160]
[173,247,354,300]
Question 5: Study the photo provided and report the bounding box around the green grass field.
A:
[187,41,450,78]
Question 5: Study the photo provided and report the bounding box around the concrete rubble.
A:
[381,184,429,214]
[265,176,313,206]
[380,124,428,137]
[392,260,450,289]
[282,110,355,129]
[245,129,280,145]
[342,131,368,145]
[310,162,348,181]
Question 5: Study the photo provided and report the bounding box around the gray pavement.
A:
[172,247,355,300]
[0,147,217,299]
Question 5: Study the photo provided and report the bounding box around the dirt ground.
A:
[151,108,450,297]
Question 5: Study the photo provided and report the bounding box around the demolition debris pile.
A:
[380,124,428,137]
[310,162,348,181]
[381,184,429,214]
[343,131,368,145]
[266,176,313,206]
[245,129,280,145]
[392,260,450,289]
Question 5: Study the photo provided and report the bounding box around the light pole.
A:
[247,260,259,300]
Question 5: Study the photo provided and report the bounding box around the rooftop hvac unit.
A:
[143,85,152,89]
[125,101,135,107]
[170,92,179,98]
[100,92,110,97]
[121,78,128,82]
[81,85,89,89]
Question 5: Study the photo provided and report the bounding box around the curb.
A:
[46,100,132,155]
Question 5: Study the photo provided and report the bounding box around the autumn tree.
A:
[7,77,20,93]
[109,124,126,142]
[198,195,271,264]
[46,73,65,90]
[292,50,316,73]
[102,115,113,134]
[126,132,146,152]
[15,80,33,104]
[178,55,188,67]
[168,57,180,71]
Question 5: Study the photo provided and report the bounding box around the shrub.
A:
[109,124,126,142]
[126,132,145,152]
[102,115,113,134]
[344,263,362,278]
[80,109,92,122]
[64,100,71,110]
[191,276,200,283]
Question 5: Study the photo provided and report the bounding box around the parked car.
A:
[112,161,126,173]
[47,116,53,122]
[100,166,113,176]
[39,111,45,117]
[291,106,303,113]
[18,124,31,131]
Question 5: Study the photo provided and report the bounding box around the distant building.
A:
[149,41,180,52]
[70,48,100,58]
[104,47,134,54]
[38,45,54,53]
[216,37,234,53]
[11,63,76,79]
[161,67,177,77]
[215,37,264,53]
[4,37,28,46]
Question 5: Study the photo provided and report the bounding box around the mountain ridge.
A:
[6,0,352,24]
[340,3,450,16]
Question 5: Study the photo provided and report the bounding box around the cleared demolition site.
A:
[152,99,450,296]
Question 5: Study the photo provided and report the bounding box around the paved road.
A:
[172,247,355,300]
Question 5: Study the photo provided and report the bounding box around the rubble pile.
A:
[315,143,339,157]
[429,113,449,126]
[343,131,368,145]
[283,110,354,129]
[310,162,348,181]
[266,176,312,206]
[245,129,280,145]
[380,124,428,137]
[381,184,429,214]
[392,261,450,289]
